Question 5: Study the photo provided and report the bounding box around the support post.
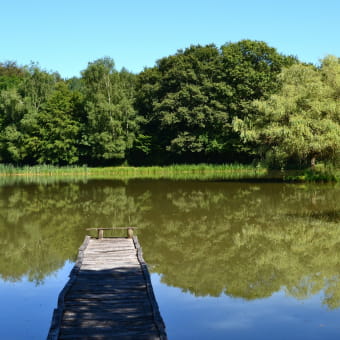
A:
[127,228,134,239]
[98,229,104,240]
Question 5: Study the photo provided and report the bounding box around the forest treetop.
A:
[1,40,339,168]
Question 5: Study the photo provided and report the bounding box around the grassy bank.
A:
[0,163,339,183]
[0,164,267,181]
[283,169,340,182]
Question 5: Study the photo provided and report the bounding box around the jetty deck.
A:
[47,235,167,340]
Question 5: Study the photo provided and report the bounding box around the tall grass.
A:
[0,164,88,175]
[0,163,267,182]
[283,169,340,182]
[1,163,338,183]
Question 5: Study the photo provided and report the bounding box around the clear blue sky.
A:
[1,0,339,78]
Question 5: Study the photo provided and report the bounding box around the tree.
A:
[33,82,82,164]
[220,40,297,158]
[0,64,62,164]
[135,41,296,164]
[81,58,138,164]
[136,44,232,164]
[221,40,296,103]
[0,61,27,90]
[20,63,59,113]
[233,56,340,168]
[0,88,26,162]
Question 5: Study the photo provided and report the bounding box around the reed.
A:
[283,168,340,182]
[0,163,267,181]
[1,163,338,183]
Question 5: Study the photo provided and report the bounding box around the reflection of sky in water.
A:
[151,274,340,340]
[0,262,73,340]
[1,264,340,339]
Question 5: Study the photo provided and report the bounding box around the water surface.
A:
[1,179,340,339]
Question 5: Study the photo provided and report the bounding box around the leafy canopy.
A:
[234,56,340,168]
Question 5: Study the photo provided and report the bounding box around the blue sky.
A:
[1,0,339,78]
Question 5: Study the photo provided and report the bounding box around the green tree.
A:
[0,64,80,165]
[33,82,82,164]
[220,40,297,158]
[0,88,26,162]
[135,41,295,164]
[0,64,64,164]
[136,44,232,164]
[234,56,340,168]
[81,58,138,164]
[0,61,27,90]
[20,63,59,113]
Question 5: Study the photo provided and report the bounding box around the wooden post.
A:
[127,228,134,239]
[98,229,104,240]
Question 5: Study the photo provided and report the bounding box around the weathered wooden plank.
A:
[59,330,161,340]
[62,310,154,318]
[72,280,144,286]
[59,325,158,334]
[85,249,136,251]
[61,317,156,327]
[76,269,143,276]
[81,261,140,265]
[59,335,160,340]
[81,256,139,260]
[68,286,147,294]
[64,302,152,310]
[73,279,145,286]
[47,236,167,340]
[83,255,137,258]
[63,299,150,306]
[59,325,160,337]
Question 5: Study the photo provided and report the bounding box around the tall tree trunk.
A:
[311,155,316,170]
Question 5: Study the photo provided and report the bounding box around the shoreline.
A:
[0,164,338,182]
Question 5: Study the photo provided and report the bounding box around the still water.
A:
[1,179,340,339]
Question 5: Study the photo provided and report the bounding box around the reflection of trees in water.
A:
[139,182,340,309]
[0,180,149,283]
[1,180,340,308]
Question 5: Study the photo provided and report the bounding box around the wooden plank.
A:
[59,325,158,334]
[47,236,167,340]
[64,302,151,310]
[59,335,160,340]
[59,330,161,339]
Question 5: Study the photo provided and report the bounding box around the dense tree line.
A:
[0,40,339,168]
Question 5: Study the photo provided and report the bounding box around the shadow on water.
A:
[1,178,340,309]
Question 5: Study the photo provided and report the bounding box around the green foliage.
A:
[0,65,84,165]
[20,63,59,113]
[33,82,82,164]
[81,58,139,164]
[221,40,296,103]
[136,44,232,163]
[234,56,340,168]
[0,61,27,90]
[219,40,297,156]
[0,42,338,168]
[135,41,295,164]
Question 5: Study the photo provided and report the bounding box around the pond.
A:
[1,179,340,339]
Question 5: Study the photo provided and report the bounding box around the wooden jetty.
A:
[47,228,167,340]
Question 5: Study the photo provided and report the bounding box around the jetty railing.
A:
[86,227,138,239]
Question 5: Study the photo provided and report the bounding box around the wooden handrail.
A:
[86,227,138,239]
